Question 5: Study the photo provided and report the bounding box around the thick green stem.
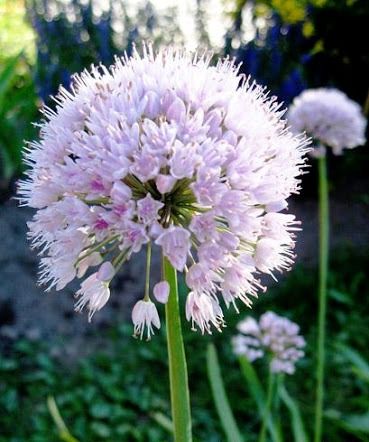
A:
[259,370,275,442]
[314,155,329,442]
[163,256,192,442]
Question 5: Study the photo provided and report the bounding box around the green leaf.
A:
[336,343,369,383]
[345,413,369,433]
[89,403,112,419]
[239,356,265,413]
[278,383,308,442]
[151,412,173,433]
[326,409,369,438]
[0,52,23,111]
[328,289,352,305]
[239,356,280,442]
[91,421,111,438]
[206,343,243,442]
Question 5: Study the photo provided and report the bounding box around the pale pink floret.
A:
[189,212,217,242]
[155,226,191,271]
[185,291,224,334]
[185,262,221,294]
[131,300,160,340]
[169,141,199,179]
[75,276,110,322]
[137,193,164,225]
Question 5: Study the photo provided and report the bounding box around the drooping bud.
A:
[153,281,170,304]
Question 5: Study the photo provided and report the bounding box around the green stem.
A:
[314,155,329,442]
[259,370,275,442]
[163,256,192,442]
[274,374,283,442]
[144,242,152,300]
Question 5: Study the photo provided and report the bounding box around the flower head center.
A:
[124,174,197,227]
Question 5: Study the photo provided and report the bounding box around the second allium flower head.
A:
[233,312,305,374]
[288,88,367,156]
[19,45,309,338]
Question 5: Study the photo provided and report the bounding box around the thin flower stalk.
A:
[289,88,366,442]
[314,155,329,442]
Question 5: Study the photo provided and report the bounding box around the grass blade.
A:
[239,356,280,442]
[47,396,79,442]
[207,343,243,442]
[326,409,369,439]
[150,412,173,433]
[278,383,308,442]
[336,343,369,383]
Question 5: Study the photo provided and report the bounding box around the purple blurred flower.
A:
[233,312,305,374]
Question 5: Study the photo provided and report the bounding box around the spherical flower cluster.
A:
[288,88,367,156]
[19,45,308,339]
[232,311,305,374]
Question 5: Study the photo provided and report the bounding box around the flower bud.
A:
[153,281,170,304]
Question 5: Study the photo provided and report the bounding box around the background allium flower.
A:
[233,311,305,374]
[19,44,308,337]
[288,88,367,156]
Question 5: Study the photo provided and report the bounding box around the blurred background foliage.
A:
[26,0,183,103]
[0,53,38,188]
[0,1,368,441]
[0,0,35,62]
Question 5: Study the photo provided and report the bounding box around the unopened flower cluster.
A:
[232,312,305,374]
[19,45,308,338]
[288,88,366,156]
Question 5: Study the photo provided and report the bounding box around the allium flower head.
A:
[19,44,308,337]
[288,88,367,156]
[232,312,305,374]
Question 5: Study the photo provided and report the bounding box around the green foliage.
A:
[336,344,369,384]
[325,409,369,441]
[0,330,169,442]
[1,249,369,441]
[0,0,35,63]
[0,321,228,442]
[207,343,243,442]
[278,383,308,442]
[208,343,309,442]
[0,52,38,184]
[239,356,280,442]
[324,344,369,440]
